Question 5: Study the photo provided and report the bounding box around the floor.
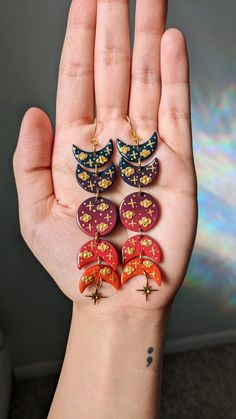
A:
[9,344,236,419]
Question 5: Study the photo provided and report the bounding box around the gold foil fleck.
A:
[140,199,152,208]
[141,239,153,246]
[98,179,112,189]
[78,152,88,161]
[97,243,110,252]
[80,213,92,223]
[122,167,135,177]
[97,222,109,232]
[123,210,135,220]
[139,217,152,228]
[78,171,90,181]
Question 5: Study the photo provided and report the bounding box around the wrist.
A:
[73,301,170,333]
[66,301,168,419]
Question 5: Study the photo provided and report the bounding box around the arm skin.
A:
[48,305,168,419]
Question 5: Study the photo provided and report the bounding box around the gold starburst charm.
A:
[85,288,108,305]
[136,278,159,301]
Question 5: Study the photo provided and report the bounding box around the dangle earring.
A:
[117,116,162,300]
[72,120,120,304]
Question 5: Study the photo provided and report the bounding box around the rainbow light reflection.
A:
[185,83,236,311]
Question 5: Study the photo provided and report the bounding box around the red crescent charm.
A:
[78,240,118,270]
[80,264,121,293]
[121,258,161,287]
[122,235,161,265]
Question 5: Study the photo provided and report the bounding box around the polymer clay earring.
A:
[117,116,162,300]
[73,121,120,304]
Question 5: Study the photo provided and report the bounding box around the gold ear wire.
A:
[91,118,98,152]
[126,115,140,146]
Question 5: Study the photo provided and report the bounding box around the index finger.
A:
[56,0,97,131]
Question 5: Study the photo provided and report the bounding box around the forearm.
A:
[48,304,169,419]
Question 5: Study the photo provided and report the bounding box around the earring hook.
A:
[91,118,98,152]
[126,115,140,146]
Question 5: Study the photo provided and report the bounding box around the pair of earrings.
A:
[72,117,162,304]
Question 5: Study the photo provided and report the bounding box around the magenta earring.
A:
[117,116,162,300]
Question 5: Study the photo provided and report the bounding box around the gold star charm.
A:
[85,288,108,305]
[136,279,159,301]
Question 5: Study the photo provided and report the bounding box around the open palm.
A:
[13,0,197,312]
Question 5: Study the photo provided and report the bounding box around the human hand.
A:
[13,0,197,314]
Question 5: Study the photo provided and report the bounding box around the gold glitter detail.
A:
[98,179,112,189]
[123,210,135,220]
[97,243,109,252]
[140,175,152,185]
[78,171,90,181]
[140,199,152,208]
[80,213,92,223]
[82,275,94,284]
[96,202,109,211]
[122,167,135,177]
[139,217,152,228]
[140,149,151,158]
[78,152,88,161]
[100,267,111,276]
[96,155,108,164]
[141,239,153,247]
[124,265,135,275]
[80,250,93,258]
[126,247,135,255]
[97,222,109,233]
[143,260,154,268]
[120,145,131,154]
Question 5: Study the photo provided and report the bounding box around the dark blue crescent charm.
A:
[76,162,116,193]
[116,132,158,163]
[72,139,113,168]
[119,157,158,187]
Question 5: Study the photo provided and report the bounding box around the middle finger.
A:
[94,0,131,121]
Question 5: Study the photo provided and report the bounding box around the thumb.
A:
[13,107,54,238]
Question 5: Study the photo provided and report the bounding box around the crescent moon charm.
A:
[122,235,161,265]
[119,157,158,187]
[80,264,121,293]
[72,139,113,168]
[121,258,161,287]
[78,239,119,270]
[117,132,158,163]
[76,162,116,193]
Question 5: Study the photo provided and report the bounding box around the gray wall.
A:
[0,0,236,371]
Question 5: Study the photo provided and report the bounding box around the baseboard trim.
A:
[165,328,236,353]
[15,360,62,380]
[14,328,236,380]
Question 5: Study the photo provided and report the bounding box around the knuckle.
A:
[97,0,127,4]
[95,46,129,66]
[161,107,190,122]
[60,61,93,78]
[132,69,161,85]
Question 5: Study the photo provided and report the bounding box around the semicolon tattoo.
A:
[146,347,154,367]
